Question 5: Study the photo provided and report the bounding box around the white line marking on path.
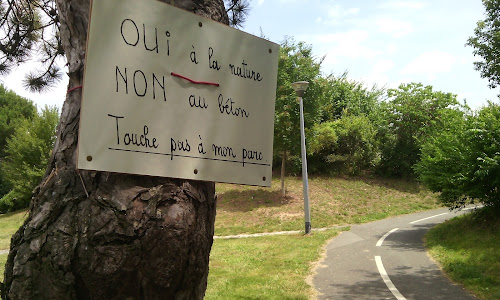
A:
[376,228,399,247]
[410,212,448,224]
[375,256,407,300]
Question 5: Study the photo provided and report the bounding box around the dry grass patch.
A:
[215,176,440,236]
[0,209,27,250]
[0,253,7,283]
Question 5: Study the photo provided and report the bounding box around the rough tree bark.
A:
[1,0,228,299]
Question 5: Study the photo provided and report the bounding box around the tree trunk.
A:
[1,1,228,299]
[280,150,287,198]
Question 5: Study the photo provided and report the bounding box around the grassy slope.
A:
[426,210,500,300]
[0,209,26,250]
[215,176,439,235]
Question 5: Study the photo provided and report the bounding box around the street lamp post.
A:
[291,81,311,234]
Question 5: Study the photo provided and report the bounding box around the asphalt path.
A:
[313,207,479,300]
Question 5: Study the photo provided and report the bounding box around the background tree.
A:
[0,85,37,198]
[0,85,36,157]
[377,83,461,177]
[0,105,59,213]
[273,38,322,197]
[466,0,500,89]
[309,114,377,175]
[1,0,233,299]
[318,72,383,122]
[415,102,500,210]
[306,74,382,175]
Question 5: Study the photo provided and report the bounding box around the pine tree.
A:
[0,0,248,298]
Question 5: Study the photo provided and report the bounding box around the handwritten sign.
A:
[77,0,279,187]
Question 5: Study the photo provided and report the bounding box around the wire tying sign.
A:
[77,0,279,186]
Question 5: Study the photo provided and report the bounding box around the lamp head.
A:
[291,81,309,98]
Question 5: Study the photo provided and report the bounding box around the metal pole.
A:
[299,96,311,234]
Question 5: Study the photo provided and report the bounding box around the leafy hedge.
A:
[416,102,500,209]
[0,106,59,213]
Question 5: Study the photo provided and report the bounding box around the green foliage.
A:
[414,114,468,205]
[416,102,500,209]
[0,85,37,157]
[466,0,500,89]
[377,83,461,177]
[273,46,384,176]
[224,0,250,28]
[0,85,37,198]
[0,179,10,205]
[318,72,384,122]
[309,121,338,156]
[309,114,377,175]
[0,106,59,213]
[301,74,382,175]
[273,38,323,161]
[0,0,63,91]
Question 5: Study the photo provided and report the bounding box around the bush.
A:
[0,189,27,213]
[0,85,37,199]
[318,73,383,121]
[309,115,377,175]
[377,83,460,178]
[415,102,500,209]
[0,106,59,213]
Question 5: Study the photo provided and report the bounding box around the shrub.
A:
[0,106,59,213]
[377,83,460,177]
[309,115,377,175]
[415,102,500,209]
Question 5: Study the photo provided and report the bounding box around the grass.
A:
[0,209,25,283]
[426,208,500,300]
[0,176,442,297]
[215,175,440,236]
[0,209,27,250]
[206,176,441,298]
[0,254,6,282]
[206,229,341,299]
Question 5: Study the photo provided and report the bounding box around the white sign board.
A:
[77,0,279,187]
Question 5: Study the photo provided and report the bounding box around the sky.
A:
[1,0,498,111]
[241,0,499,109]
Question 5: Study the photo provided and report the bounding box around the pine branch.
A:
[224,0,250,28]
[0,0,63,92]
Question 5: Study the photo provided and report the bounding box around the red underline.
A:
[171,72,219,87]
[67,85,83,93]
[67,73,219,94]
